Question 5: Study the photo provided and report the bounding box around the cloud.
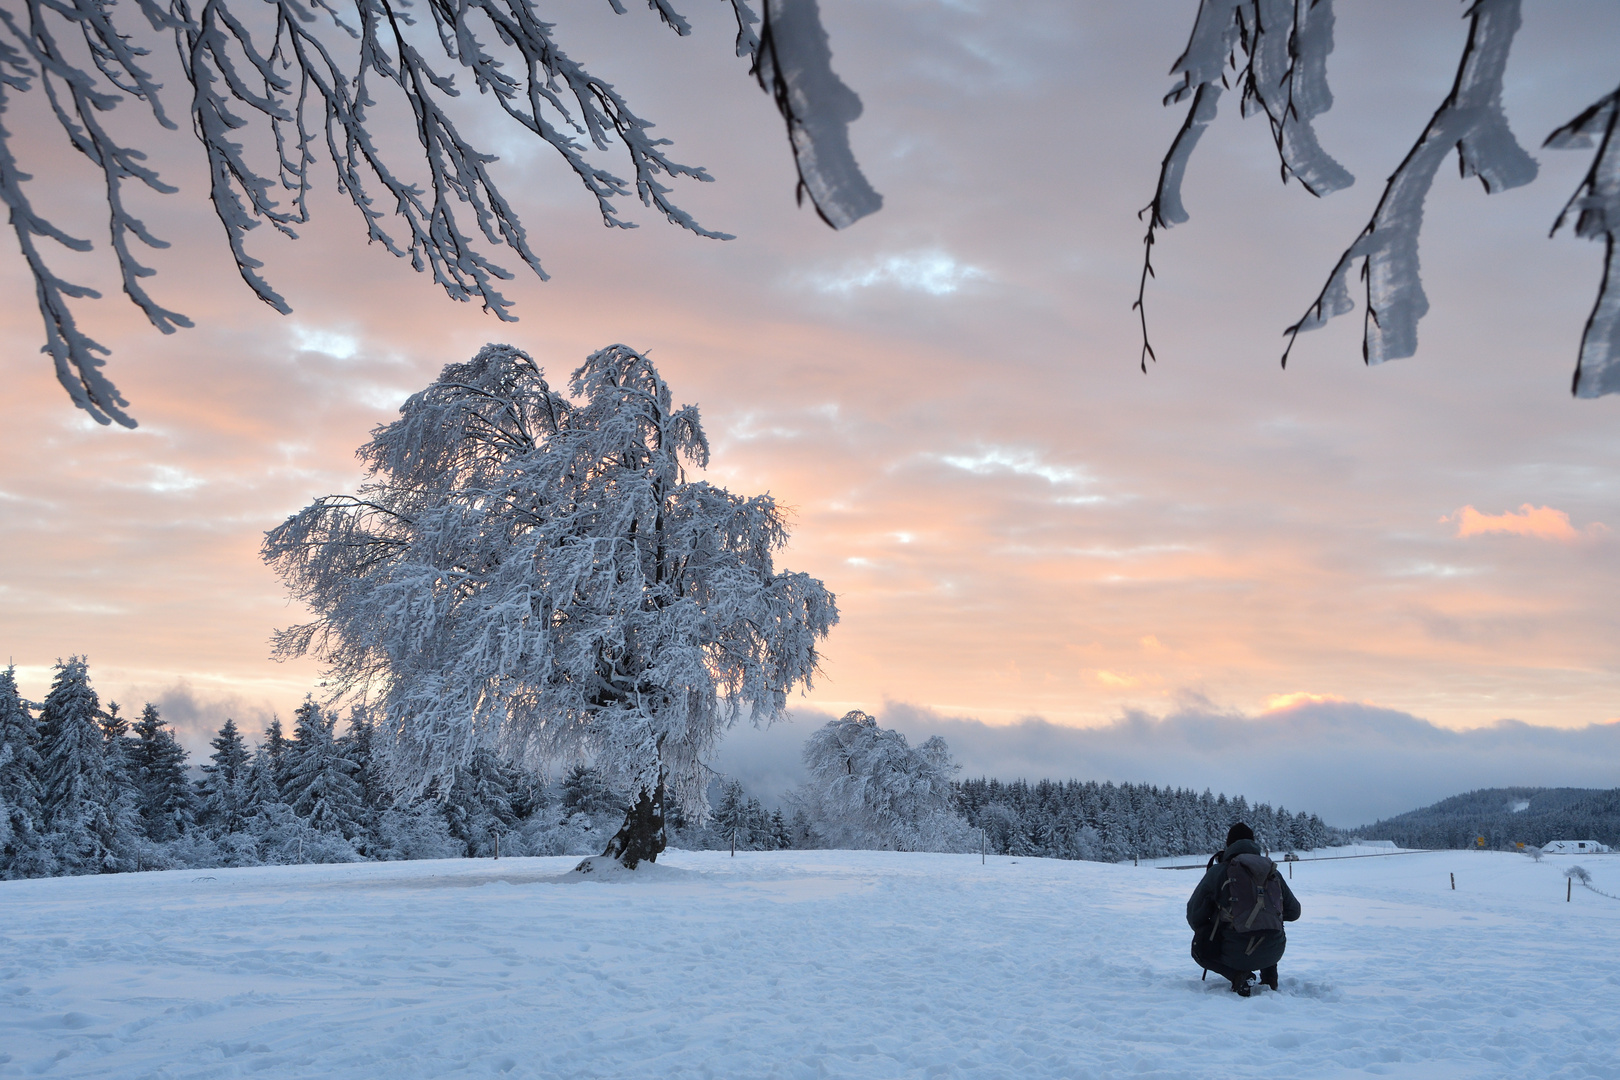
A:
[143,681,290,759]
[723,700,1620,829]
[1446,504,1598,541]
[1263,692,1347,712]
[290,324,361,361]
[810,251,987,295]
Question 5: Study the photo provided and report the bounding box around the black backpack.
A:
[1212,853,1285,946]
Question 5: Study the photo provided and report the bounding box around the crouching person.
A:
[1187,822,1301,996]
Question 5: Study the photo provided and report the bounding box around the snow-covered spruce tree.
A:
[797,711,971,853]
[769,807,792,850]
[264,343,838,868]
[435,748,525,857]
[196,718,253,837]
[560,764,622,824]
[0,665,52,878]
[282,700,366,839]
[1,0,880,428]
[130,704,194,842]
[37,658,139,873]
[1140,0,1620,396]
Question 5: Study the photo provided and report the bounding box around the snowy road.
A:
[2,849,1616,1079]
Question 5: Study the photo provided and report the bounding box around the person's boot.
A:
[1261,965,1279,991]
[1229,976,1252,997]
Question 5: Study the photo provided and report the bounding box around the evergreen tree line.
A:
[0,658,753,878]
[1,658,1344,879]
[0,658,835,879]
[953,778,1339,862]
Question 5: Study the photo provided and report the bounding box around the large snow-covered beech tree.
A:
[1,0,881,428]
[262,342,839,868]
[796,710,971,853]
[1139,0,1620,396]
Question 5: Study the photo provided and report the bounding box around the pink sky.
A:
[3,2,1619,782]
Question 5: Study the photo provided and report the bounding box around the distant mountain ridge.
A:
[1359,787,1620,850]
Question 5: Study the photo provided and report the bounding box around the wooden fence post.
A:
[1450,872,1455,890]
[1568,877,1573,902]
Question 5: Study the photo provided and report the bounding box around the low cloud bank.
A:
[132,684,1620,828]
[721,701,1620,828]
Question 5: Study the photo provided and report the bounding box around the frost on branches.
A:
[1140,0,1620,396]
[263,343,839,868]
[0,0,879,427]
[796,710,972,853]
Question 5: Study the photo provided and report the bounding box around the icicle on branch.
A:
[1281,0,1536,370]
[752,0,882,230]
[1137,0,1351,372]
[1546,84,1620,398]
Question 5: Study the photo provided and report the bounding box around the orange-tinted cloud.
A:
[1264,692,1349,713]
[1445,504,1594,541]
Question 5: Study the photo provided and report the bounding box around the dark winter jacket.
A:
[1186,839,1301,971]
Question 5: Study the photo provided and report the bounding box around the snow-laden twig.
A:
[1546,84,1620,397]
[1138,0,1350,371]
[752,0,881,230]
[1280,0,1537,369]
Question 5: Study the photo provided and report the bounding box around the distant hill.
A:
[1358,787,1620,850]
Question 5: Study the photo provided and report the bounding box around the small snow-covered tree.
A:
[436,747,524,857]
[560,764,622,823]
[264,342,838,867]
[769,806,792,850]
[0,666,51,877]
[282,700,366,838]
[130,704,194,841]
[37,657,138,872]
[1140,0,1620,395]
[2,0,880,427]
[797,710,971,853]
[196,718,254,836]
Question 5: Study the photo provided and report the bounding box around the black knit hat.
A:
[1226,822,1255,846]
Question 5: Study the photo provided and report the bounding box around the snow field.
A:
[1,849,1616,1079]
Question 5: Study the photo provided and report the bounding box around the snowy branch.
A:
[1137,0,1351,371]
[1,0,877,427]
[1546,83,1620,397]
[1281,0,1537,369]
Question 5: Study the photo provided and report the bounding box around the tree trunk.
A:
[603,784,666,869]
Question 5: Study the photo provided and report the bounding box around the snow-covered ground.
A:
[2,849,1616,1079]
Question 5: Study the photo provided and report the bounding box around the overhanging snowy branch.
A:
[1137,0,1352,372]
[0,0,879,427]
[1546,84,1620,397]
[1281,0,1536,369]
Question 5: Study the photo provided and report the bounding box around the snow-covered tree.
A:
[797,710,971,853]
[264,342,838,867]
[0,666,51,877]
[282,700,366,838]
[260,717,292,801]
[337,708,392,845]
[130,704,194,841]
[560,764,621,823]
[196,718,254,836]
[712,779,751,849]
[435,748,524,857]
[37,657,138,872]
[1,0,880,427]
[769,807,792,850]
[1140,0,1620,395]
